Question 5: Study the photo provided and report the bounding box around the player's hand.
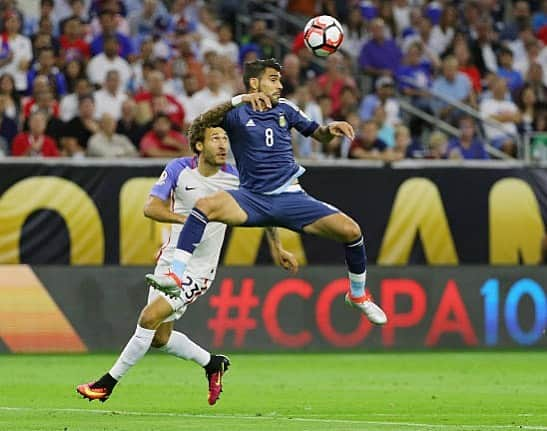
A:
[242,92,272,111]
[328,121,355,140]
[275,248,299,274]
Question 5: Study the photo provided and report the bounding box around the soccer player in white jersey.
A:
[147,59,387,326]
[77,122,298,405]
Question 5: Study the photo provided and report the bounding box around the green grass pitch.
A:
[0,352,546,431]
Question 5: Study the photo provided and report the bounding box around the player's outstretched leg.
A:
[304,212,387,325]
[145,207,209,294]
[343,236,387,326]
[204,354,230,405]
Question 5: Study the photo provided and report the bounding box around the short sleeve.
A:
[149,159,185,201]
[221,108,239,134]
[280,99,319,137]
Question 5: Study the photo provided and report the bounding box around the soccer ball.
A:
[303,15,344,57]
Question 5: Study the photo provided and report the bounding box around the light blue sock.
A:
[348,271,367,298]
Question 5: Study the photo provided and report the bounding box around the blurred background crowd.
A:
[0,0,546,161]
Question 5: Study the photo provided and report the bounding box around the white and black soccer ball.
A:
[303,15,344,57]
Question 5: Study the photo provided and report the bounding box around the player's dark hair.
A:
[188,119,207,154]
[243,58,282,90]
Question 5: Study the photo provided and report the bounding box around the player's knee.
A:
[138,309,161,330]
[151,333,169,348]
[342,219,362,242]
[195,196,215,217]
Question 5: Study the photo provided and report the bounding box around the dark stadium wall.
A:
[0,265,545,353]
[0,163,546,266]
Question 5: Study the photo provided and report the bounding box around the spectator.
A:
[527,63,547,103]
[349,120,392,160]
[335,85,360,121]
[453,38,482,94]
[497,47,524,94]
[240,19,275,60]
[22,76,59,120]
[516,84,540,135]
[0,94,18,155]
[0,73,20,121]
[394,124,412,159]
[116,98,145,149]
[341,7,367,61]
[427,131,448,159]
[30,15,60,58]
[468,18,502,76]
[359,75,401,127]
[446,116,489,160]
[429,5,457,57]
[27,47,68,96]
[359,18,402,79]
[87,36,132,90]
[533,1,547,33]
[139,113,191,158]
[87,113,138,157]
[0,11,33,92]
[128,0,164,38]
[431,56,474,123]
[90,9,133,59]
[24,0,55,38]
[93,70,127,120]
[134,70,185,128]
[291,84,322,158]
[392,0,411,36]
[62,94,99,156]
[316,52,357,118]
[281,53,302,98]
[52,0,91,29]
[500,0,531,41]
[479,77,521,156]
[12,110,59,157]
[530,108,547,160]
[59,15,90,61]
[402,15,440,67]
[201,23,239,66]
[373,105,395,148]
[185,68,231,124]
[396,41,433,113]
[59,77,92,121]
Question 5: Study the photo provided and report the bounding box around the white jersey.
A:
[150,157,239,281]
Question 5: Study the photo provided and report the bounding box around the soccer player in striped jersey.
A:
[147,59,387,326]
[77,122,297,405]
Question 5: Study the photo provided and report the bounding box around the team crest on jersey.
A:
[279,113,287,128]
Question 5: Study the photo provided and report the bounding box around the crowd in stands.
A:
[0,0,546,161]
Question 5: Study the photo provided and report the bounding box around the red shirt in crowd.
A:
[459,65,482,93]
[59,35,91,59]
[139,130,189,157]
[134,91,185,127]
[11,133,59,157]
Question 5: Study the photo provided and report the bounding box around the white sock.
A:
[109,325,155,380]
[159,330,210,367]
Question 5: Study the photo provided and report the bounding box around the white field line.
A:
[0,406,546,430]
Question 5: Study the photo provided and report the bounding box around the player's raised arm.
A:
[312,121,355,144]
[265,227,299,274]
[189,93,272,133]
[143,195,186,224]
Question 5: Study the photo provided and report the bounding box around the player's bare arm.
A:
[265,226,299,274]
[143,195,186,224]
[312,121,355,143]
